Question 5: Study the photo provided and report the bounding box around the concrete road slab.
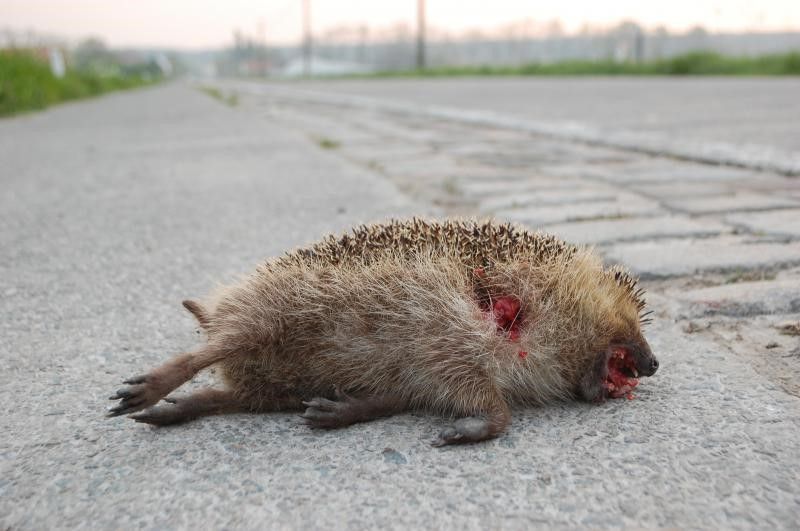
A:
[606,237,800,278]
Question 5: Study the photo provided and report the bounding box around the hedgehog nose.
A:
[649,358,659,374]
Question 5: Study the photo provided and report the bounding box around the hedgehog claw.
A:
[109,388,132,400]
[106,398,145,417]
[129,403,187,426]
[123,375,147,385]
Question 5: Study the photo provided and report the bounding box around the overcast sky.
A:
[3,0,800,49]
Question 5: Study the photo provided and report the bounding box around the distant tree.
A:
[73,37,117,74]
[686,26,710,50]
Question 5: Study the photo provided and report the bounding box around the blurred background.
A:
[2,0,800,109]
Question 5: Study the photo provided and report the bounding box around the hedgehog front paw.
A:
[431,417,491,447]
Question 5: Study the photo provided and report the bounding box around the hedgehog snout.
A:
[632,339,658,377]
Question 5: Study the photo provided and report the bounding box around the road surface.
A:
[2,81,799,529]
[283,77,800,153]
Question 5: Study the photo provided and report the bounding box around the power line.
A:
[302,0,312,76]
[416,0,426,69]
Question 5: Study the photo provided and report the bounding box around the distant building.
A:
[279,56,374,77]
[48,47,66,77]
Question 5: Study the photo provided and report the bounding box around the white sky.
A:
[3,0,800,49]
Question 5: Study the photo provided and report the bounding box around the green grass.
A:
[0,50,159,117]
[360,51,800,78]
[199,86,239,106]
[314,136,341,149]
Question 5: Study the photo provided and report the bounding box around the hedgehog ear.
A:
[578,349,608,403]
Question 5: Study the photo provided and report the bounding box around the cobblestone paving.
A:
[228,85,800,405]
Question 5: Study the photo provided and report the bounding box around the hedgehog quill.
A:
[108,219,658,446]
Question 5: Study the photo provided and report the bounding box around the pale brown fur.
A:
[108,219,656,446]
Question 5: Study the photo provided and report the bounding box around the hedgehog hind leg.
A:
[108,345,231,418]
[301,388,407,429]
[130,388,243,426]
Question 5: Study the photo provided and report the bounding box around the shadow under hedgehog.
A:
[108,218,659,446]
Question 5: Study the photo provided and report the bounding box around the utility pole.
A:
[416,0,426,70]
[302,0,312,76]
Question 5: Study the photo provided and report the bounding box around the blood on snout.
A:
[603,346,640,400]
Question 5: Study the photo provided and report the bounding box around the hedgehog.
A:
[108,218,658,446]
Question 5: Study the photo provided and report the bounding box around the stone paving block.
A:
[727,209,800,238]
[456,180,533,197]
[605,238,800,278]
[442,168,535,183]
[463,151,564,168]
[501,195,664,227]
[633,175,799,201]
[342,111,452,144]
[544,215,729,245]
[631,181,735,200]
[478,186,618,212]
[375,155,467,177]
[535,162,597,179]
[589,160,762,184]
[744,175,800,194]
[673,280,800,318]
[695,313,800,397]
[456,177,586,198]
[664,193,800,214]
[473,142,598,161]
[341,144,435,163]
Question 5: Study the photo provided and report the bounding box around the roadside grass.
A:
[199,86,239,106]
[313,136,341,149]
[359,51,800,78]
[0,49,159,117]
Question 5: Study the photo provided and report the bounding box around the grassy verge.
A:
[198,86,239,106]
[362,51,800,78]
[0,50,160,117]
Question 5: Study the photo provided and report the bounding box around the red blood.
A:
[477,294,525,342]
[491,296,523,342]
[518,351,528,359]
[493,297,520,328]
[603,346,640,399]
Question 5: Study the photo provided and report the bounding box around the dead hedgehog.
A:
[108,218,658,446]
